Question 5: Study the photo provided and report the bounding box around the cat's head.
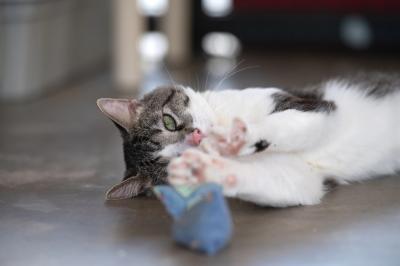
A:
[97,85,214,199]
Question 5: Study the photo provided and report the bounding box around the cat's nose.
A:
[187,128,203,146]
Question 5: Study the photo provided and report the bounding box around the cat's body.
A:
[98,73,400,206]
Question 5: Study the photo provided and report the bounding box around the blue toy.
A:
[153,183,233,255]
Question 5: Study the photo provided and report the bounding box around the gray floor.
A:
[1,52,400,266]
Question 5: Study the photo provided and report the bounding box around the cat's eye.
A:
[162,114,177,131]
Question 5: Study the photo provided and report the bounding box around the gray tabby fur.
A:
[113,86,194,197]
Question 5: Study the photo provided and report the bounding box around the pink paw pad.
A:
[211,158,225,168]
[224,174,237,187]
[232,118,247,133]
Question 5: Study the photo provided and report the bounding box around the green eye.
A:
[162,114,177,131]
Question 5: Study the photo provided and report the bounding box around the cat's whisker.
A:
[203,68,210,91]
[162,63,177,87]
[212,59,240,91]
[213,64,260,91]
[196,74,201,92]
[213,59,245,90]
[230,59,245,73]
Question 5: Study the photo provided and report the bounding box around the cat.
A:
[97,72,400,207]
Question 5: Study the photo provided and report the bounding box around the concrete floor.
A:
[1,52,400,266]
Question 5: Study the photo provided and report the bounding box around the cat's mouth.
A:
[185,128,203,146]
[160,128,205,158]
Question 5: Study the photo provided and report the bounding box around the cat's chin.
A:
[158,142,195,158]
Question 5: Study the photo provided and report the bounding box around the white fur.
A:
[183,86,216,134]
[167,81,400,207]
[159,142,191,158]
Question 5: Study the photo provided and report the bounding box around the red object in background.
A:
[234,0,400,13]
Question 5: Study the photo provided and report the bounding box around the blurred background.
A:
[1,1,400,265]
[2,0,400,101]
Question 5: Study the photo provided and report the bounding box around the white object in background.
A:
[202,32,241,58]
[113,0,144,90]
[137,0,168,16]
[139,32,169,63]
[202,0,233,17]
[340,15,372,50]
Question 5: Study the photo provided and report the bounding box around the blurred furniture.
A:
[113,0,191,91]
[0,0,110,101]
[163,0,191,66]
[113,0,143,91]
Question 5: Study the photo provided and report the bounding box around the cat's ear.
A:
[96,98,142,131]
[105,175,151,200]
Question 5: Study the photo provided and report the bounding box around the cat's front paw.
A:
[168,149,237,189]
[202,118,247,156]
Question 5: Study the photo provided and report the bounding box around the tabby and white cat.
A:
[97,73,400,207]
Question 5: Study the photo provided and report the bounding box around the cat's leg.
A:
[168,149,325,207]
[205,110,333,156]
[248,110,333,154]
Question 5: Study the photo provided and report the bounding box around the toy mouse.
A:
[153,183,233,255]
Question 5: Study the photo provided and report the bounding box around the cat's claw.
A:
[168,149,238,190]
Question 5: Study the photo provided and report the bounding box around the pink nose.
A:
[189,128,203,146]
